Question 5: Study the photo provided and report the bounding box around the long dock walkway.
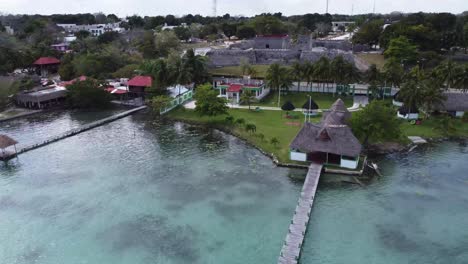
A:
[278,163,323,264]
[2,106,147,161]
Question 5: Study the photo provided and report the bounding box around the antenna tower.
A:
[213,0,217,17]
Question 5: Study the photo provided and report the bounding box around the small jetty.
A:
[2,106,147,160]
[278,163,323,264]
[408,136,427,145]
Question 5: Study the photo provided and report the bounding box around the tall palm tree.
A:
[454,64,468,92]
[183,49,209,85]
[291,61,304,91]
[434,59,457,89]
[330,56,347,85]
[383,58,404,88]
[140,59,169,91]
[421,79,446,117]
[302,61,315,92]
[314,57,331,92]
[266,64,292,107]
[366,64,381,84]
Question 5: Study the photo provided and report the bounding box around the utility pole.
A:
[326,0,329,14]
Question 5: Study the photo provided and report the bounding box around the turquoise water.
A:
[1,112,468,263]
[0,113,303,264]
[303,143,468,264]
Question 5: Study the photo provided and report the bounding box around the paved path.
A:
[278,163,323,264]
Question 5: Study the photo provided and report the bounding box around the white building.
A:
[56,23,124,36]
[331,21,355,32]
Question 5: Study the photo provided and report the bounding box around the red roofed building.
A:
[213,78,270,104]
[33,57,60,77]
[128,76,152,98]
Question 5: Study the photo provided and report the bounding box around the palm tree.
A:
[314,57,331,92]
[240,90,256,110]
[302,62,315,92]
[245,123,257,134]
[454,64,468,92]
[330,56,347,85]
[183,49,209,85]
[421,80,446,117]
[434,59,457,89]
[265,63,284,107]
[383,58,404,88]
[291,61,304,91]
[140,59,169,91]
[399,67,427,113]
[366,64,381,84]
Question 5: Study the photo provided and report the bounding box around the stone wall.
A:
[255,49,299,65]
[207,49,256,67]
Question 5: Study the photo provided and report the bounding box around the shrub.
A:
[245,123,257,134]
[225,115,235,124]
[270,137,280,147]
[235,118,245,126]
[257,133,265,141]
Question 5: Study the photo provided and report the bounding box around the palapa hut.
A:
[33,57,60,77]
[290,99,362,169]
[0,134,18,160]
[302,98,319,116]
[281,101,295,116]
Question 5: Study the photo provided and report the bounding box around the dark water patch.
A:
[98,214,200,263]
[278,207,293,216]
[206,240,225,253]
[393,191,439,203]
[16,246,45,263]
[376,224,421,253]
[210,200,259,221]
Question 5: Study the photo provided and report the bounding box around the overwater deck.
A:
[278,163,323,264]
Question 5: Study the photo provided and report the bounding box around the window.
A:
[266,44,270,49]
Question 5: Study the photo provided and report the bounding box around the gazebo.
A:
[281,101,296,117]
[33,57,60,77]
[0,135,18,161]
[302,98,319,117]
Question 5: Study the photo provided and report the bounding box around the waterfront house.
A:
[127,76,152,98]
[33,57,60,77]
[290,99,362,169]
[213,78,270,104]
[15,86,67,109]
[433,92,468,118]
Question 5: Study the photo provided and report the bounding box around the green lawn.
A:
[209,65,278,79]
[400,117,468,138]
[168,107,468,164]
[168,107,321,163]
[356,53,386,70]
[256,92,354,109]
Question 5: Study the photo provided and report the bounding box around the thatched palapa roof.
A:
[302,98,319,110]
[281,101,296,111]
[0,135,18,149]
[435,92,468,112]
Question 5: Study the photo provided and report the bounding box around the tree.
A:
[155,30,180,57]
[75,30,90,40]
[97,31,120,44]
[270,137,280,147]
[240,90,256,110]
[58,54,75,81]
[235,118,245,126]
[173,26,191,42]
[140,59,170,92]
[314,57,331,92]
[454,64,468,92]
[66,80,112,109]
[366,64,381,84]
[421,80,446,117]
[384,36,418,64]
[127,15,145,29]
[245,123,257,134]
[383,58,404,87]
[240,58,251,76]
[398,67,426,111]
[182,49,209,85]
[236,25,256,39]
[434,60,458,89]
[265,64,293,107]
[302,61,316,91]
[291,62,303,91]
[222,23,237,38]
[350,100,401,145]
[352,19,384,48]
[112,64,139,78]
[194,84,228,116]
[149,95,172,115]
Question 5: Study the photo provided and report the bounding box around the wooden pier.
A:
[278,163,323,264]
[4,106,147,160]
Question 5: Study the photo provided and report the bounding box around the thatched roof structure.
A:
[0,135,18,149]
[290,123,362,157]
[290,99,361,157]
[302,98,319,110]
[434,92,468,112]
[398,105,419,115]
[281,101,296,111]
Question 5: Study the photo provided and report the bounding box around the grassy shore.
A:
[256,92,353,109]
[168,107,468,164]
[168,107,321,163]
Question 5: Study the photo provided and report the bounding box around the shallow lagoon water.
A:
[1,111,468,263]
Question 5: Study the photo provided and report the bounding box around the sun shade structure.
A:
[0,135,18,149]
[302,98,319,110]
[281,101,296,111]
